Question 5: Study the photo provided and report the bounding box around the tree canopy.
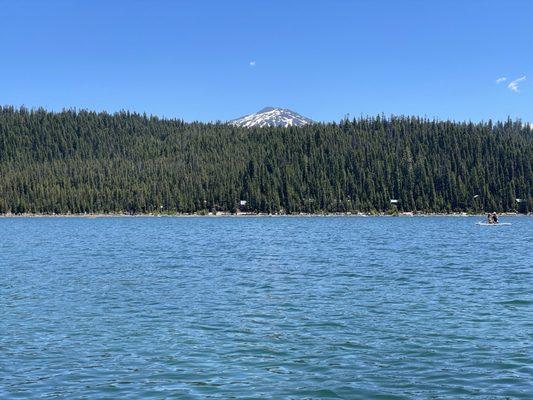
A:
[0,107,531,214]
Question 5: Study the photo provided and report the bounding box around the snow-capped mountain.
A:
[229,107,314,128]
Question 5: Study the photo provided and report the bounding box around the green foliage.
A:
[0,107,531,214]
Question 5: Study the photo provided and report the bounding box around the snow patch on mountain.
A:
[229,107,314,128]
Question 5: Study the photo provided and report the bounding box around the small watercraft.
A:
[476,222,511,226]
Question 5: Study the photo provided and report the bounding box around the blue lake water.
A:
[1,216,532,399]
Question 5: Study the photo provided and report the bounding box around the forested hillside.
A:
[0,106,531,214]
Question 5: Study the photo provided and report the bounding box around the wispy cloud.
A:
[508,76,526,93]
[495,77,507,84]
[249,60,256,67]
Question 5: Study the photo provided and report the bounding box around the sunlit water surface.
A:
[1,216,531,399]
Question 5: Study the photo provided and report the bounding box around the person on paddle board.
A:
[487,213,493,224]
[492,212,499,224]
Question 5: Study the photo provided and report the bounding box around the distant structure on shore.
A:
[229,107,314,128]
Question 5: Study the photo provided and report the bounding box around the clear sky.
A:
[1,0,531,123]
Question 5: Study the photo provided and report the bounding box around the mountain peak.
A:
[229,107,314,128]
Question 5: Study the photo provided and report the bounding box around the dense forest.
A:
[0,106,531,214]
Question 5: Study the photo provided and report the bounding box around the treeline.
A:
[0,106,531,214]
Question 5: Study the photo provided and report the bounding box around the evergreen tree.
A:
[0,107,531,214]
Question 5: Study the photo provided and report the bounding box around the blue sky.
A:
[0,0,531,123]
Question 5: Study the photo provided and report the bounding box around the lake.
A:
[1,216,531,399]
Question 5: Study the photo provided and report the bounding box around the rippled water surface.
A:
[1,216,532,399]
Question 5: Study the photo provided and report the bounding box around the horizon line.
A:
[1,104,531,126]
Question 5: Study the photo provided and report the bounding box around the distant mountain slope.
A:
[229,107,314,127]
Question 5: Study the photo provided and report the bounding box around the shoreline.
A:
[0,212,528,218]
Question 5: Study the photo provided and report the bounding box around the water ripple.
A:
[0,216,531,399]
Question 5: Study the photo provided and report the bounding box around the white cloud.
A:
[249,60,256,66]
[507,76,526,92]
[495,77,507,83]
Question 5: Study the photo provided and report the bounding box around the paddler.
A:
[491,212,499,224]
